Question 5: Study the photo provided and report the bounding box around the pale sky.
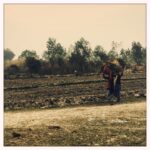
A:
[4,4,146,58]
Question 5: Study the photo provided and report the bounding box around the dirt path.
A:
[5,100,145,128]
[4,100,146,146]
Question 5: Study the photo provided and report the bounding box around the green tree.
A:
[119,48,132,68]
[25,57,41,75]
[19,50,38,59]
[43,38,66,66]
[69,37,91,73]
[141,47,146,65]
[93,45,108,63]
[108,49,118,61]
[7,65,20,75]
[131,42,143,65]
[4,48,15,61]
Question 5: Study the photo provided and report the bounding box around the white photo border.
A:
[0,0,149,150]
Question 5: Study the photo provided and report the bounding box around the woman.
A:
[101,58,125,102]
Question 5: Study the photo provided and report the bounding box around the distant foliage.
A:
[93,45,109,63]
[141,48,146,65]
[69,37,91,73]
[7,65,20,75]
[43,38,66,66]
[19,50,39,59]
[4,38,146,76]
[131,42,143,65]
[25,57,41,74]
[108,49,118,61]
[4,48,15,61]
[119,49,132,68]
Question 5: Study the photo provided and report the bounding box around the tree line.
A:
[4,37,146,76]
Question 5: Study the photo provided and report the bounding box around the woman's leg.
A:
[114,84,121,102]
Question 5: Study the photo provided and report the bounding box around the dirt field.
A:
[4,99,146,146]
[4,73,146,110]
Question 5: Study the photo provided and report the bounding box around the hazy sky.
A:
[4,4,146,58]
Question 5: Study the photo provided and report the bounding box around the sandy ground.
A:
[5,100,146,129]
[4,100,146,146]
